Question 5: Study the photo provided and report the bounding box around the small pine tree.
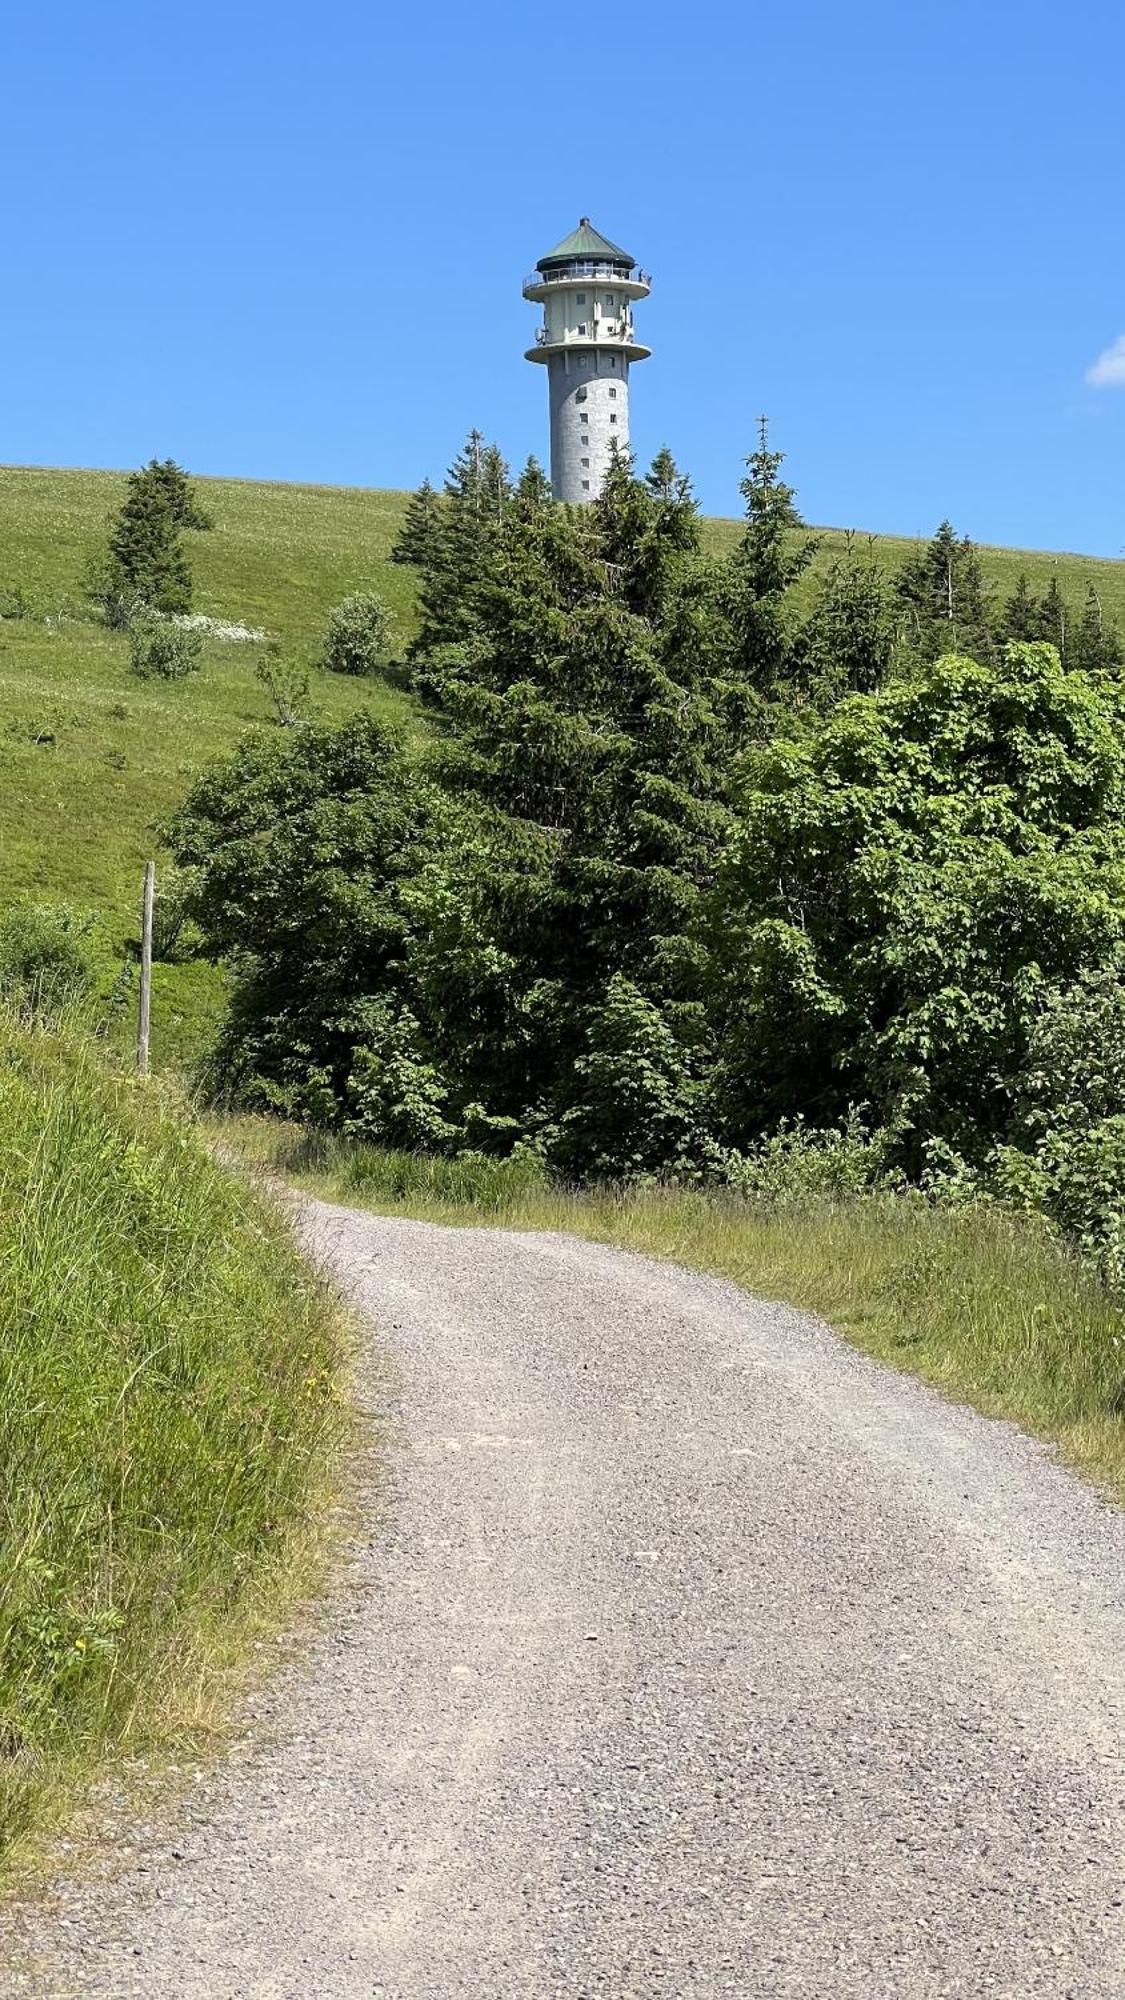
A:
[1038,575,1069,662]
[391,478,443,569]
[96,459,209,621]
[1000,572,1041,643]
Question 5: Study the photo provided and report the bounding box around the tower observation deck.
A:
[523,218,651,504]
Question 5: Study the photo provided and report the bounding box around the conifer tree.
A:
[391,477,443,568]
[1072,583,1124,675]
[410,431,512,658]
[894,520,994,665]
[592,443,699,620]
[1000,572,1042,643]
[796,535,896,703]
[514,456,552,514]
[1038,575,1068,662]
[95,458,210,622]
[722,418,817,697]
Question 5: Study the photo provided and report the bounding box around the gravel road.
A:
[7,1198,1125,1997]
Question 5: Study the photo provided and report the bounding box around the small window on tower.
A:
[577,323,588,335]
[576,293,586,304]
[609,415,617,425]
[610,356,618,368]
[581,457,590,468]
[604,294,615,308]
[575,386,588,402]
[582,480,590,491]
[608,387,617,399]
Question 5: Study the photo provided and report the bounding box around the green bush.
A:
[0,904,99,1015]
[255,645,311,726]
[129,615,203,681]
[725,1112,897,1205]
[321,592,392,677]
[0,1022,346,1860]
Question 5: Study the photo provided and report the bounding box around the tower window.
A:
[610,356,618,368]
[581,457,590,468]
[608,387,617,398]
[582,480,590,491]
[604,294,615,308]
[577,323,587,335]
[575,386,587,402]
[576,293,586,304]
[609,415,617,425]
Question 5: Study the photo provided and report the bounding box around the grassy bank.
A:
[0,1027,350,1872]
[229,1122,1125,1504]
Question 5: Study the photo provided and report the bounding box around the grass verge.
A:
[227,1120,1125,1504]
[0,1027,351,1874]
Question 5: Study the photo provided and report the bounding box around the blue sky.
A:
[6,0,1125,552]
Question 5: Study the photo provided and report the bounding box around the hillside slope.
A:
[2,462,1123,1062]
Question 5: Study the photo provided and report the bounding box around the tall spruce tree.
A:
[408,440,753,1149]
[721,419,817,699]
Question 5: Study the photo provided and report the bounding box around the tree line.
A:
[165,427,1125,1281]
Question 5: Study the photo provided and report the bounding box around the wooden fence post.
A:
[138,861,155,1076]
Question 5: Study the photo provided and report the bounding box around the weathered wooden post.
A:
[138,860,155,1076]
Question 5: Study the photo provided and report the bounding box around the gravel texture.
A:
[6,1198,1125,1997]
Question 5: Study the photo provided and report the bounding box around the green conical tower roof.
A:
[535,217,635,272]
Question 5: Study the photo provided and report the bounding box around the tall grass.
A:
[229,1120,1125,1502]
[0,1028,349,1867]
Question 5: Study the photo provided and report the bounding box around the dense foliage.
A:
[171,430,1125,1261]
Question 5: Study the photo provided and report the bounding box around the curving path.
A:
[7,1198,1125,1997]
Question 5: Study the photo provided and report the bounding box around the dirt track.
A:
[8,1200,1125,1997]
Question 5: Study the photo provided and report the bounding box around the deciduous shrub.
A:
[256,645,311,725]
[129,615,203,681]
[321,592,392,677]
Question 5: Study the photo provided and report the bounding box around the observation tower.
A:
[523,219,651,504]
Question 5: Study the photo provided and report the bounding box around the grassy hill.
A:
[3,461,1123,1064]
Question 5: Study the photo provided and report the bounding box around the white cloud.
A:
[1086,335,1125,387]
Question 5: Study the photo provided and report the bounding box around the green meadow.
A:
[2,461,1123,1067]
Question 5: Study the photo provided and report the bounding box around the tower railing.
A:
[523,263,652,293]
[534,324,637,346]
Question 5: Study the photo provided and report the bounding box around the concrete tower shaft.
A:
[523,218,651,504]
